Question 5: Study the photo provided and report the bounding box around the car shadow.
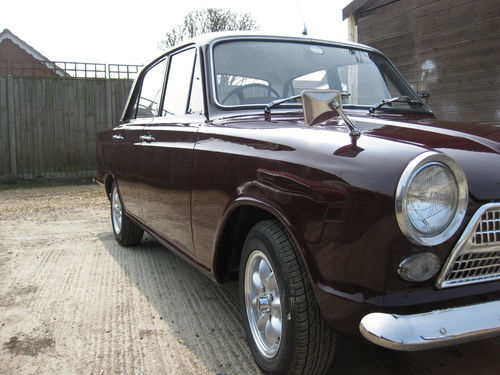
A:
[329,334,500,375]
[98,231,261,374]
[98,232,500,375]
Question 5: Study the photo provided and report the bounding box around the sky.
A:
[1,0,352,66]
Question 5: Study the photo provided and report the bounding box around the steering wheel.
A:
[221,83,280,105]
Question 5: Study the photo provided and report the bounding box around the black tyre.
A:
[110,181,143,246]
[239,220,336,375]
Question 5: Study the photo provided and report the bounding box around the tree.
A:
[160,8,259,49]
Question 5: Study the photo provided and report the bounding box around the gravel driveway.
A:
[0,184,499,374]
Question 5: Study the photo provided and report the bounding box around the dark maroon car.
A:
[95,33,500,375]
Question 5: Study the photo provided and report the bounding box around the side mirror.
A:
[301,90,342,126]
[301,90,360,137]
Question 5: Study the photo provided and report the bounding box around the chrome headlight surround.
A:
[395,151,468,246]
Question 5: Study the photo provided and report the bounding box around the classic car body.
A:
[95,33,500,374]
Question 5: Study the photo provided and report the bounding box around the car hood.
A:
[353,113,500,201]
[211,111,499,201]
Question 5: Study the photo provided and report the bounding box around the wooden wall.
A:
[0,77,132,179]
[354,0,499,124]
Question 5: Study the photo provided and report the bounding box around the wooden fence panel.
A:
[0,78,10,175]
[0,77,132,179]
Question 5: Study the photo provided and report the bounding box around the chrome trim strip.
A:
[436,203,500,288]
[359,300,500,351]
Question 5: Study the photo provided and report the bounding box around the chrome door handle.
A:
[112,134,124,140]
[139,135,155,143]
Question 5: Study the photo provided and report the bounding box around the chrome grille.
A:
[437,204,500,288]
[472,209,500,245]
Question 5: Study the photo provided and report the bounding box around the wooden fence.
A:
[0,76,133,179]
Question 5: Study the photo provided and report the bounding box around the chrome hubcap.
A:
[245,251,282,358]
[112,186,122,234]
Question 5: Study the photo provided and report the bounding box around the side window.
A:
[188,56,204,115]
[135,59,167,118]
[162,48,196,116]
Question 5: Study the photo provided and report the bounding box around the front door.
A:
[140,118,201,256]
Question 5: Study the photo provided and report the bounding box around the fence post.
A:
[6,75,17,176]
[105,78,113,126]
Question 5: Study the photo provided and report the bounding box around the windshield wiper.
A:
[264,94,302,115]
[369,96,425,113]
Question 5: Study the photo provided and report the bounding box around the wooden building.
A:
[343,0,499,124]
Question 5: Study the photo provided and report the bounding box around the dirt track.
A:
[0,184,499,374]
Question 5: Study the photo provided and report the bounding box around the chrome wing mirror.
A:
[301,90,360,138]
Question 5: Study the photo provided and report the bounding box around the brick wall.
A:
[0,39,58,77]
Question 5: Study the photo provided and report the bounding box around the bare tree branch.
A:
[160,8,258,50]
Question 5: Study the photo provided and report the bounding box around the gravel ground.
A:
[0,184,499,374]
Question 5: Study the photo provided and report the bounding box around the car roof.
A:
[172,31,380,54]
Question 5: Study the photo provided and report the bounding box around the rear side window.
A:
[162,48,196,116]
[188,56,204,115]
[135,59,167,118]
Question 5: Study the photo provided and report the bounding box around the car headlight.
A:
[395,151,468,246]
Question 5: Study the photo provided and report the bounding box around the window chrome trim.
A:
[436,203,500,289]
[395,151,468,246]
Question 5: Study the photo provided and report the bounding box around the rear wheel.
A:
[110,181,143,246]
[239,220,337,375]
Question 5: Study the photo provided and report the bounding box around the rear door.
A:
[140,47,204,257]
[111,58,168,220]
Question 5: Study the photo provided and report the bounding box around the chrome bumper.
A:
[359,300,500,351]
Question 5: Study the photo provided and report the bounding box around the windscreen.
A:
[213,40,427,112]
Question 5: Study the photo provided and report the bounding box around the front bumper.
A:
[359,300,500,350]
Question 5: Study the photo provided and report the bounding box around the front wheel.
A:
[239,220,336,375]
[110,181,143,246]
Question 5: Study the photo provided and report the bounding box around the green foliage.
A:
[160,8,258,49]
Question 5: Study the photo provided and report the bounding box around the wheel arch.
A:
[104,173,115,200]
[213,198,314,286]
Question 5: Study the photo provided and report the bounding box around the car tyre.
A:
[110,181,143,246]
[239,219,336,375]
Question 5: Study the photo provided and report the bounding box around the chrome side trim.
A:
[436,203,500,288]
[359,300,500,351]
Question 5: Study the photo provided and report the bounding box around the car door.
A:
[107,121,144,219]
[140,47,203,257]
[110,58,168,220]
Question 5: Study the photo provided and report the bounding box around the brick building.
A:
[0,28,65,77]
